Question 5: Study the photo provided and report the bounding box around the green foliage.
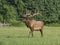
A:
[0,14,3,22]
[0,0,60,26]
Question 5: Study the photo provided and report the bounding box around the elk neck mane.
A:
[24,19,31,28]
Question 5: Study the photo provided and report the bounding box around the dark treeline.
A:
[0,0,60,26]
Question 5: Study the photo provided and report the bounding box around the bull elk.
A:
[21,12,44,37]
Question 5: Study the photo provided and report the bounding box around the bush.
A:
[10,21,25,27]
[46,23,60,27]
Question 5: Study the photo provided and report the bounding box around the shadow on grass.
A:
[0,41,4,45]
[0,35,30,38]
[6,36,30,38]
[0,35,41,38]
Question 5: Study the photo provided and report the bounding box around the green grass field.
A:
[0,26,60,45]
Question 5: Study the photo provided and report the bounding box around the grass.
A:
[0,26,60,45]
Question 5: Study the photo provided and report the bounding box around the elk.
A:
[21,12,44,37]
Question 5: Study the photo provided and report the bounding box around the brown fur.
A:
[22,18,44,37]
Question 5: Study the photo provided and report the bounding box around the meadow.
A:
[0,26,60,45]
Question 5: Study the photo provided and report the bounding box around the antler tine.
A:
[24,13,31,17]
[23,13,31,17]
[28,12,40,17]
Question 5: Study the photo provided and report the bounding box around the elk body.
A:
[22,18,44,37]
[21,12,44,37]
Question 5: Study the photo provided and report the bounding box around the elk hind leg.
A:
[40,29,43,37]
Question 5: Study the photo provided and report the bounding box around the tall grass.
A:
[0,26,60,45]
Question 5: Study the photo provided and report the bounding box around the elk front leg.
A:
[28,30,33,37]
[28,31,31,37]
[31,31,33,37]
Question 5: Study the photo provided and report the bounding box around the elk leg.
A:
[31,31,33,37]
[28,31,31,37]
[30,28,34,37]
[30,31,33,37]
[28,30,33,37]
[40,29,43,37]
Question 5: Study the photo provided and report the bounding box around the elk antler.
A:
[23,13,31,17]
[23,12,41,17]
[23,10,43,18]
[28,13,40,17]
